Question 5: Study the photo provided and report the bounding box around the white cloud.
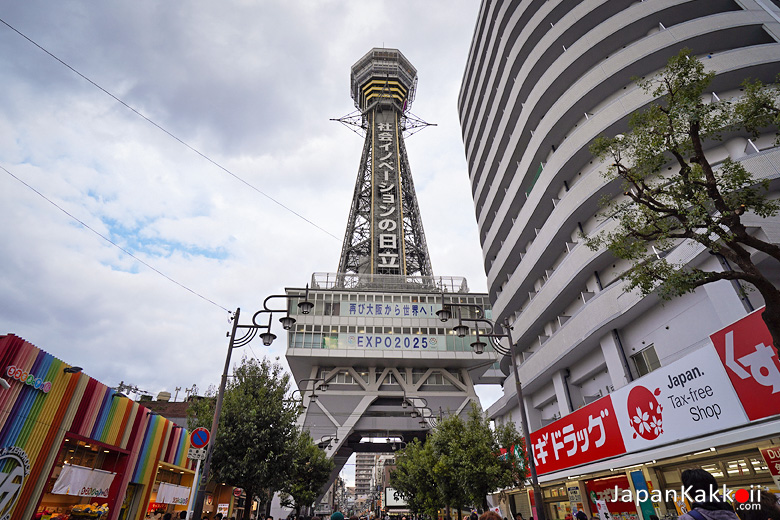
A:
[0,1,497,407]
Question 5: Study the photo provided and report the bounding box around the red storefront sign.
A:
[585,475,637,514]
[760,447,780,488]
[527,310,780,476]
[529,395,626,475]
[710,308,780,421]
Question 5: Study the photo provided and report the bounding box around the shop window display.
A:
[146,465,192,515]
[36,437,125,519]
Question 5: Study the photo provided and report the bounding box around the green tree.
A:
[280,431,335,516]
[586,49,780,348]
[431,405,526,513]
[391,405,527,517]
[188,356,301,520]
[390,437,443,518]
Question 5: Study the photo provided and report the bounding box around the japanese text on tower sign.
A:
[375,117,401,273]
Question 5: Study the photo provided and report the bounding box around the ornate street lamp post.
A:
[436,301,547,520]
[190,286,315,519]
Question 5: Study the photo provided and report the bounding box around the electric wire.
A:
[1,165,231,313]
[0,16,341,242]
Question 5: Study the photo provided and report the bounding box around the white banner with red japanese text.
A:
[157,482,190,505]
[51,464,115,498]
[530,308,780,474]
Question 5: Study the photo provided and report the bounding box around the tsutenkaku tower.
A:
[337,48,434,278]
[286,49,503,507]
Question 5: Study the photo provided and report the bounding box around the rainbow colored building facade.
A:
[0,334,196,520]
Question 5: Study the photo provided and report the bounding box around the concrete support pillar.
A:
[600,331,631,391]
[524,394,542,432]
[553,369,572,417]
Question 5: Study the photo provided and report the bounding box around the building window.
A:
[378,372,398,385]
[333,371,355,384]
[324,302,341,315]
[319,369,355,384]
[425,372,445,385]
[631,344,660,377]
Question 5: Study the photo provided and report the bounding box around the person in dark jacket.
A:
[735,490,780,520]
[576,511,589,520]
[677,469,737,520]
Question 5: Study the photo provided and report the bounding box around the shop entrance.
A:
[542,484,573,520]
[584,475,639,520]
[656,448,776,513]
[119,484,143,520]
[36,435,128,518]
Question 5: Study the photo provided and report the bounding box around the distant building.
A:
[355,452,376,496]
[141,398,191,429]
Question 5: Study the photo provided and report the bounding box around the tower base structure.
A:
[285,273,504,498]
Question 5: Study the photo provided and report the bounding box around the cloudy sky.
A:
[0,0,502,435]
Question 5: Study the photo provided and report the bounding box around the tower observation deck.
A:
[286,48,503,504]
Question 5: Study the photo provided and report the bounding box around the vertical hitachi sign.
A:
[372,110,403,275]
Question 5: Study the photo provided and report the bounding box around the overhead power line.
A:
[1,165,231,313]
[0,16,341,242]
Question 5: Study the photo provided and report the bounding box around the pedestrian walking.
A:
[677,469,738,520]
[735,490,780,520]
[480,512,502,520]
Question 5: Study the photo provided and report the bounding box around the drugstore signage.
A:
[0,446,31,520]
[610,346,747,454]
[710,308,780,421]
[586,476,636,514]
[6,365,52,393]
[529,311,776,474]
[759,447,780,489]
[529,393,625,475]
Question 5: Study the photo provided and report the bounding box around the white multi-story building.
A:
[459,2,780,520]
[356,452,377,497]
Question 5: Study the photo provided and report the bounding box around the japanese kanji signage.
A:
[530,395,625,475]
[710,308,780,421]
[341,302,440,318]
[586,476,636,514]
[529,309,779,475]
[372,112,403,274]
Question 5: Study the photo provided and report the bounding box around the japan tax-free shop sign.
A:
[529,308,780,475]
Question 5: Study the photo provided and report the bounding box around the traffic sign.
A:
[233,488,243,497]
[188,447,207,460]
[190,427,210,449]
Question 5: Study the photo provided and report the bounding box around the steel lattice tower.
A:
[286,49,503,510]
[337,48,434,278]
